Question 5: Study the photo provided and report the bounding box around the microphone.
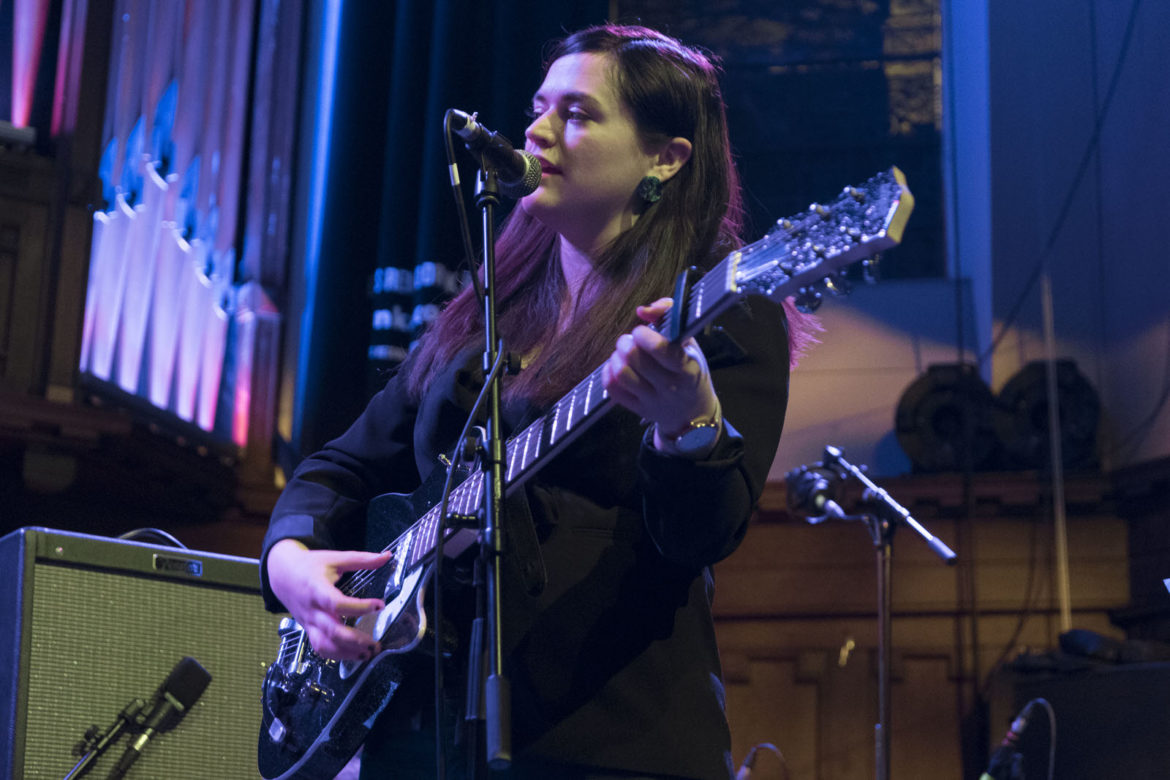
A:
[980,700,1037,780]
[784,465,845,522]
[106,657,211,779]
[449,109,541,198]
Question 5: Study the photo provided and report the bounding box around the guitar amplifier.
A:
[0,526,280,779]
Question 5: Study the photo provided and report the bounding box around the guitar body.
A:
[258,490,441,780]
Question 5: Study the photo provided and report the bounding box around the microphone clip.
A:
[784,462,845,523]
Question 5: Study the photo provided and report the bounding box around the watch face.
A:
[675,424,718,454]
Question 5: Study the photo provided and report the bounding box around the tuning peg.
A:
[795,287,823,313]
[862,255,880,283]
[824,274,852,297]
[844,186,865,202]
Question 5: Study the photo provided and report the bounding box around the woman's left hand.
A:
[601,297,720,451]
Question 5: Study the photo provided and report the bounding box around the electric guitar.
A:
[257,168,914,779]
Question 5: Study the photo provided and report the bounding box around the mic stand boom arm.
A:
[821,445,957,564]
[813,445,957,780]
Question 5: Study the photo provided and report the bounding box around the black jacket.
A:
[260,298,791,780]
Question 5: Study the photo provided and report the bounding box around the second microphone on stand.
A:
[785,464,845,522]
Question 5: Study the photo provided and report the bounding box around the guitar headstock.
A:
[732,167,914,308]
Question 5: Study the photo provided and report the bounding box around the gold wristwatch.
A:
[658,402,722,457]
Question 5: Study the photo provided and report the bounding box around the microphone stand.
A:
[474,166,511,772]
[814,445,957,780]
[63,699,144,779]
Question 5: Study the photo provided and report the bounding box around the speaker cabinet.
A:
[991,662,1170,779]
[0,527,280,779]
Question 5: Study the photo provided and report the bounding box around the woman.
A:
[263,24,817,779]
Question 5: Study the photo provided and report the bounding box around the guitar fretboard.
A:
[381,167,912,578]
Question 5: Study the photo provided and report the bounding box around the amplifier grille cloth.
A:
[20,563,276,779]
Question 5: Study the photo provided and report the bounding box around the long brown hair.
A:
[404,24,813,405]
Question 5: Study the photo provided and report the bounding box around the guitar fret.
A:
[450,480,462,519]
[462,479,476,515]
[520,425,534,474]
[583,372,595,415]
[506,439,519,483]
[520,421,538,478]
[565,386,578,431]
[418,522,429,566]
[549,399,565,445]
[579,378,592,417]
[690,280,704,322]
[426,509,438,551]
[525,417,545,481]
[401,524,415,568]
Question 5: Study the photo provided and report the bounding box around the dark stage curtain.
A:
[294,0,605,456]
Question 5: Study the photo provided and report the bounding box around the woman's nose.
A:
[525,111,555,148]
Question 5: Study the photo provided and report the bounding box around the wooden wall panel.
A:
[715,472,1131,778]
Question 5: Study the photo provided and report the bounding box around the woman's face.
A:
[522,52,660,252]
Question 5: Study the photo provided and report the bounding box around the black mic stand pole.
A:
[63,698,144,780]
[474,166,511,772]
[817,445,957,780]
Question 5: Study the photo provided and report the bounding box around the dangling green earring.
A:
[637,175,663,204]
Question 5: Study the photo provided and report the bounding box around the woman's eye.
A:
[565,109,589,122]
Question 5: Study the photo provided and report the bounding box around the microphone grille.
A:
[163,656,212,709]
[501,151,542,198]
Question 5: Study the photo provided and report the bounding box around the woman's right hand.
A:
[266,539,393,661]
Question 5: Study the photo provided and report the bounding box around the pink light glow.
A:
[195,257,232,433]
[12,0,52,127]
[172,240,212,422]
[79,210,109,373]
[51,0,88,137]
[85,197,135,381]
[146,225,188,407]
[231,309,254,447]
[114,163,167,394]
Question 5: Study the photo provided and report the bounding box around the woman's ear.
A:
[651,137,693,183]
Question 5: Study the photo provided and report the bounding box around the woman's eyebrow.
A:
[531,90,603,110]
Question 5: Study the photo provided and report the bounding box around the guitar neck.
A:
[390,167,913,573]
